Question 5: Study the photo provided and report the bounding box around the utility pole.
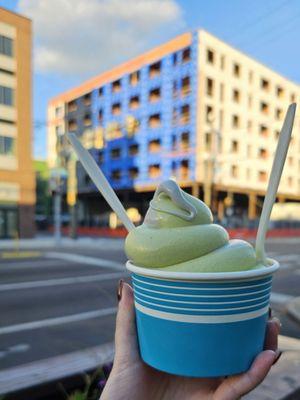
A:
[204,116,221,210]
[67,152,78,239]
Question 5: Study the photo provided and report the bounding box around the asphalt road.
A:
[0,238,300,371]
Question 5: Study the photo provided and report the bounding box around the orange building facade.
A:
[0,7,35,238]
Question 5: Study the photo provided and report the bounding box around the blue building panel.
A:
[70,32,198,192]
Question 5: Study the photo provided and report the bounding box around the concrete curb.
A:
[287,297,300,323]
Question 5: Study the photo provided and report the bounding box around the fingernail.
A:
[273,350,282,365]
[268,307,272,318]
[117,279,124,302]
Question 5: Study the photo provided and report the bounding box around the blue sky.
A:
[1,0,300,160]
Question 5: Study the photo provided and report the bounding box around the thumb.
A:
[113,281,140,368]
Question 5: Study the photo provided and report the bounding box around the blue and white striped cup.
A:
[126,260,279,377]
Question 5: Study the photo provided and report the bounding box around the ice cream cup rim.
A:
[126,259,279,281]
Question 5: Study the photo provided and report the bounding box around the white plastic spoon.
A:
[255,103,296,265]
[67,133,135,232]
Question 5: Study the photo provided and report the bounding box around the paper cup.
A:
[126,260,279,377]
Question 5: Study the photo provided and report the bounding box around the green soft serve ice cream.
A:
[125,180,265,272]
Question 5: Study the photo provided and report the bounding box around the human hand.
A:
[100,281,281,400]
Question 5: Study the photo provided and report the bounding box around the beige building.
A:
[196,31,300,219]
[47,30,300,222]
[0,8,35,238]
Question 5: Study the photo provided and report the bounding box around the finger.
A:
[114,281,140,367]
[264,318,280,351]
[214,350,276,400]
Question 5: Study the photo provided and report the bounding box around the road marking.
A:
[1,251,41,259]
[0,343,30,359]
[45,252,124,270]
[0,271,127,291]
[270,292,294,305]
[0,307,117,335]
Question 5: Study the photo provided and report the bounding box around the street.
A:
[0,238,300,372]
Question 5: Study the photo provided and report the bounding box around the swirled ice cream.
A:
[125,180,264,272]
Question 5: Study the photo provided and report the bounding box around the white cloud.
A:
[18,0,184,77]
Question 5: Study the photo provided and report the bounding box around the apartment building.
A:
[48,30,300,224]
[0,8,35,238]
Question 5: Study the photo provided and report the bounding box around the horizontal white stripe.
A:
[135,302,269,323]
[132,276,271,291]
[134,289,270,305]
[133,282,271,298]
[135,294,269,312]
[46,252,124,270]
[0,307,117,335]
[0,272,126,292]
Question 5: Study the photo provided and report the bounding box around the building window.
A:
[206,78,214,96]
[129,167,139,179]
[112,169,121,181]
[112,102,121,115]
[148,164,161,178]
[220,55,225,70]
[173,81,178,98]
[181,76,191,96]
[220,84,224,102]
[232,114,240,128]
[248,95,252,107]
[206,105,213,123]
[179,160,189,179]
[258,171,267,182]
[129,71,140,86]
[149,87,161,102]
[274,130,280,140]
[288,156,294,166]
[288,176,293,187]
[68,100,77,113]
[68,119,77,132]
[259,148,268,159]
[98,87,104,97]
[0,135,15,155]
[182,47,191,63]
[98,109,103,123]
[0,36,13,57]
[112,79,121,93]
[232,89,240,103]
[248,71,253,83]
[260,124,269,137]
[231,165,238,178]
[205,132,211,151]
[0,86,14,106]
[129,144,139,155]
[207,49,214,64]
[129,95,140,109]
[83,93,91,106]
[98,152,104,163]
[261,78,270,91]
[219,109,224,129]
[247,145,252,157]
[291,93,296,102]
[148,113,161,128]
[276,85,284,98]
[231,140,239,153]
[260,101,269,115]
[110,148,121,159]
[149,61,161,78]
[55,106,62,117]
[180,104,190,124]
[180,132,190,150]
[171,134,176,150]
[275,108,283,120]
[247,120,252,132]
[233,63,240,77]
[173,53,178,65]
[148,139,161,152]
[83,113,92,126]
